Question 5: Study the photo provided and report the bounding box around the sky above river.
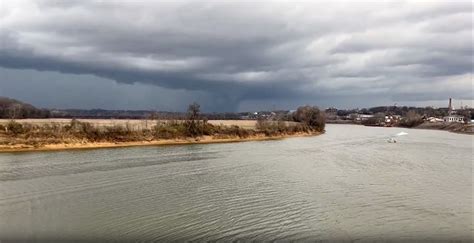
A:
[0,1,472,111]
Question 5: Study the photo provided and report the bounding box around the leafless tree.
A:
[185,102,202,137]
[8,104,22,120]
[458,109,471,124]
[293,105,326,131]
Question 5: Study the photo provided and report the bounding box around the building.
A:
[348,114,374,121]
[385,115,402,124]
[427,117,443,123]
[444,98,465,123]
[443,115,464,123]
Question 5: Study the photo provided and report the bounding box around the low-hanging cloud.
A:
[0,0,472,110]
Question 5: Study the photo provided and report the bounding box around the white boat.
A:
[387,138,397,143]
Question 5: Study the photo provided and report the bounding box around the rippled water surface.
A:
[0,125,472,241]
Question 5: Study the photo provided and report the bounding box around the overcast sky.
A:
[0,0,472,111]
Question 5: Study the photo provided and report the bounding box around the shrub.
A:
[399,110,424,128]
[256,119,299,136]
[6,120,24,135]
[399,118,424,127]
[103,125,134,142]
[293,106,326,132]
[64,120,101,141]
[153,121,187,139]
[201,122,217,135]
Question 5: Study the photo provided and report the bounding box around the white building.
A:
[443,115,464,123]
[350,114,374,121]
[427,117,443,123]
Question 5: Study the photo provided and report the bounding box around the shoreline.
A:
[407,126,473,135]
[0,132,320,153]
[328,121,473,135]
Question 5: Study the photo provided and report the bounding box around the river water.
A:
[0,124,472,241]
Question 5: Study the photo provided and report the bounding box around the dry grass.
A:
[0,119,301,131]
[0,118,316,149]
[0,119,261,130]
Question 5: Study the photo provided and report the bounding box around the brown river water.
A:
[0,124,472,241]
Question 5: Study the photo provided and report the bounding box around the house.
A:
[348,114,374,121]
[359,114,374,121]
[443,115,464,123]
[392,115,402,120]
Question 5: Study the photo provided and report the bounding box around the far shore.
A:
[0,132,319,153]
[327,120,473,135]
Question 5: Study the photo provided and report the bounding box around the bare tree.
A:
[185,102,202,137]
[400,110,423,127]
[8,104,22,120]
[458,109,471,124]
[187,102,200,121]
[293,106,326,131]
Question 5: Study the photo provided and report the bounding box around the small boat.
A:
[387,138,397,143]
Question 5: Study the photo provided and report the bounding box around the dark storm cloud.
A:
[0,0,472,110]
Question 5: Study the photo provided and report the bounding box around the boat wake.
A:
[387,131,408,143]
[395,132,408,136]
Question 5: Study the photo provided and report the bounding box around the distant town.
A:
[324,98,472,126]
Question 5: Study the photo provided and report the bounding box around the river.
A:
[0,124,472,241]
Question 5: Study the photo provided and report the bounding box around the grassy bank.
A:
[0,119,322,152]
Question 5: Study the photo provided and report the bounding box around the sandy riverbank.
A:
[0,132,320,153]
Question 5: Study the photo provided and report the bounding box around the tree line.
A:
[0,97,50,119]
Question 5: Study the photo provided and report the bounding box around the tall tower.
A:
[448,98,453,115]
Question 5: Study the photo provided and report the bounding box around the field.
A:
[0,119,262,131]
